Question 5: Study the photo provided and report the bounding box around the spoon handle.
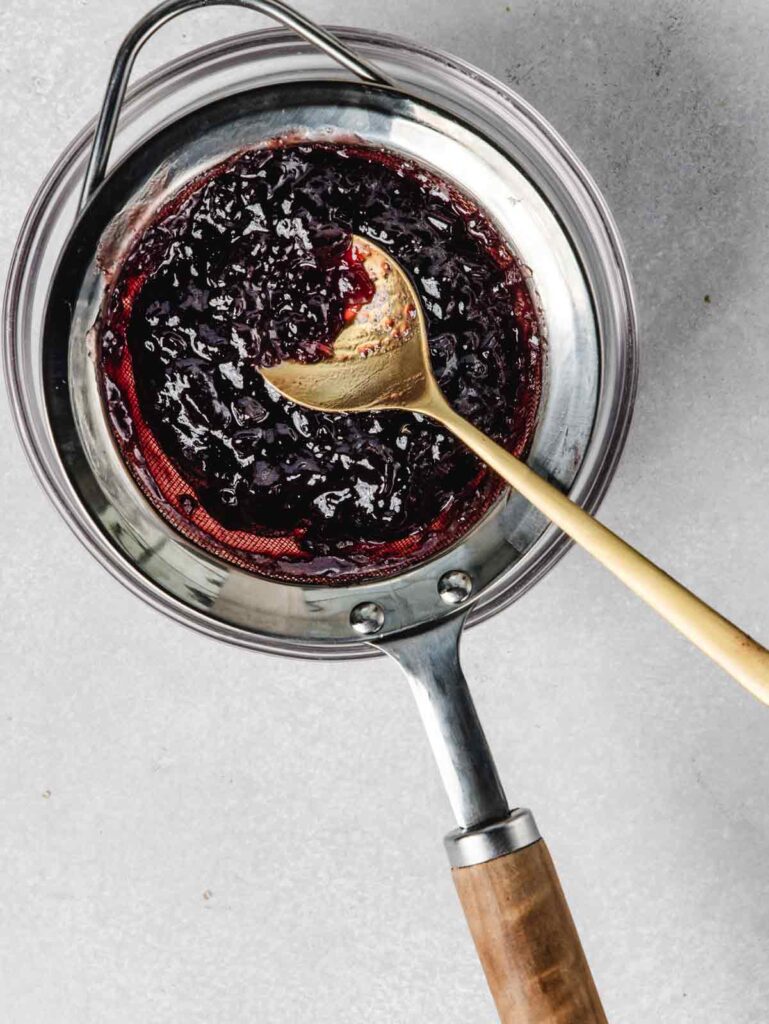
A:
[422,387,769,706]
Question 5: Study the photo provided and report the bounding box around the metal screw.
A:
[350,601,385,635]
[438,570,473,605]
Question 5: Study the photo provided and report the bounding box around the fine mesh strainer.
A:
[4,2,637,1021]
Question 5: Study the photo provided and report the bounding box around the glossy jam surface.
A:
[98,141,543,583]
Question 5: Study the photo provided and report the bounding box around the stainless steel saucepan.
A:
[4,3,638,1020]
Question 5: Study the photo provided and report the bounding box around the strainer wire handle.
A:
[79,0,393,211]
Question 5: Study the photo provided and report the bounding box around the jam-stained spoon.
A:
[262,235,769,708]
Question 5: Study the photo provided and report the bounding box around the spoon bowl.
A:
[262,236,436,413]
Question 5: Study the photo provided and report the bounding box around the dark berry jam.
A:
[98,141,543,583]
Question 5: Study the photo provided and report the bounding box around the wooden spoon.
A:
[262,235,769,706]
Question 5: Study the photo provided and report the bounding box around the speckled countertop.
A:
[1,2,768,1022]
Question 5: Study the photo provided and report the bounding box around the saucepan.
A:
[3,2,638,1020]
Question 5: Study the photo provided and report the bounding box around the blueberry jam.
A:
[98,140,543,583]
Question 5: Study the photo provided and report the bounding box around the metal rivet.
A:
[438,570,473,605]
[350,601,385,635]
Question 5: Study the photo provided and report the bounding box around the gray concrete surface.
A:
[2,1,769,1021]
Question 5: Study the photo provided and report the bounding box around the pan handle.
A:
[379,617,607,1024]
[79,0,392,210]
[447,823,607,1023]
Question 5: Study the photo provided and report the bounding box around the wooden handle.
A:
[423,388,769,706]
[453,840,607,1024]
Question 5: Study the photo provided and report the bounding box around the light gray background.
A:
[2,1,768,1021]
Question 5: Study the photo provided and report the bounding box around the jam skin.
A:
[99,141,542,582]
